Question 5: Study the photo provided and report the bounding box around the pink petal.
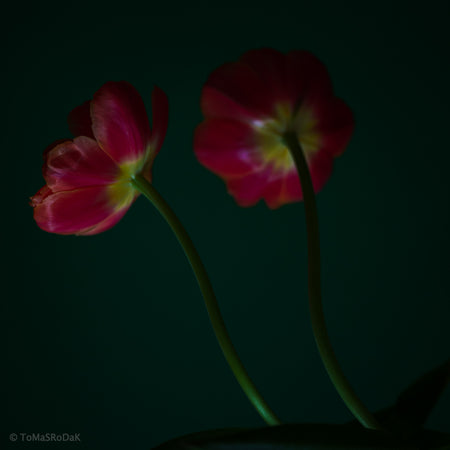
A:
[91,81,151,164]
[77,206,130,236]
[262,170,301,209]
[287,51,333,105]
[42,139,71,164]
[307,150,334,192]
[139,86,169,182]
[311,97,354,156]
[205,61,275,119]
[225,166,273,207]
[30,185,52,207]
[150,85,169,154]
[67,100,95,139]
[261,176,286,209]
[201,86,259,122]
[194,119,263,177]
[261,149,334,209]
[240,48,292,106]
[43,137,119,191]
[32,185,134,235]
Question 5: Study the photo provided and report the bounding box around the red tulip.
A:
[31,81,168,235]
[194,48,354,208]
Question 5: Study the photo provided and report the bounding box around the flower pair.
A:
[31,48,354,235]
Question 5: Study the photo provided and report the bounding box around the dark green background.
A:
[5,4,450,449]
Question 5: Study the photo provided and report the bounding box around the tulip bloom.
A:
[31,81,168,235]
[194,48,354,208]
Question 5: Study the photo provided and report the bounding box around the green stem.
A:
[131,174,281,426]
[283,131,382,430]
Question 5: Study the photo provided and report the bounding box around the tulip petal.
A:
[260,176,286,209]
[194,119,263,177]
[32,185,134,235]
[205,61,275,119]
[240,48,292,106]
[287,51,333,105]
[67,100,95,139]
[42,139,72,161]
[91,81,151,164]
[201,86,259,122]
[225,166,273,207]
[262,170,301,209]
[30,185,52,207]
[150,85,169,154]
[312,97,355,156]
[262,150,333,209]
[77,206,130,236]
[308,150,334,193]
[43,137,119,191]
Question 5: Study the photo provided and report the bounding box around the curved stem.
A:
[131,174,281,426]
[283,131,382,430]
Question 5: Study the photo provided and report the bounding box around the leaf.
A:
[153,360,450,449]
[372,359,450,436]
[153,424,450,449]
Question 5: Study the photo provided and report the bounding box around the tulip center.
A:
[107,152,152,210]
[292,103,322,157]
[108,180,136,210]
[253,102,321,172]
[118,157,146,180]
[253,103,294,172]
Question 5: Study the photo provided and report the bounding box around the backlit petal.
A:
[201,86,259,122]
[262,170,301,209]
[139,86,169,182]
[287,51,333,106]
[43,137,119,191]
[150,85,169,155]
[205,61,275,119]
[310,97,354,156]
[240,48,292,106]
[32,185,134,235]
[91,81,151,164]
[194,119,263,177]
[262,151,333,209]
[225,166,273,207]
[67,100,95,139]
[308,150,334,193]
[76,207,131,236]
[30,185,52,207]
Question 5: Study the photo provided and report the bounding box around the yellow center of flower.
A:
[107,148,153,210]
[108,179,136,210]
[253,102,322,172]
